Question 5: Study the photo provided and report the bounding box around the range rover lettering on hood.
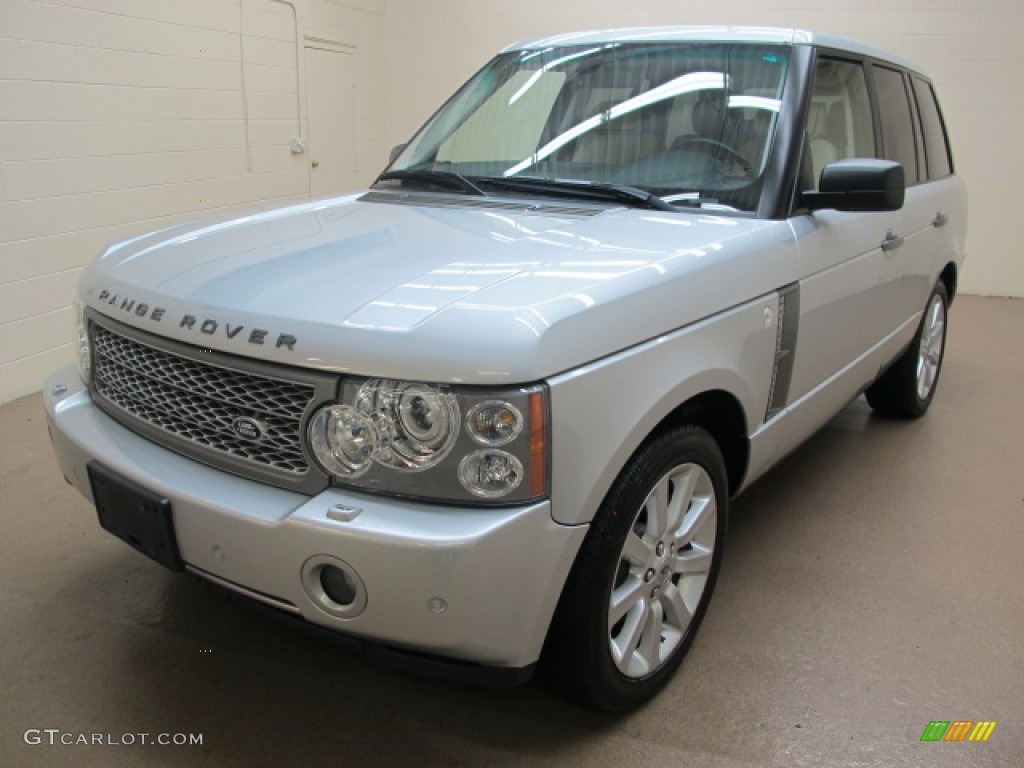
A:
[96,289,297,351]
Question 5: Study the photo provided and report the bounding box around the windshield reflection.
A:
[390,42,790,213]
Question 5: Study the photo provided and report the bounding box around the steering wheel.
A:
[670,137,754,174]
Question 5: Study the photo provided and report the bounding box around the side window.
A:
[912,77,953,179]
[807,58,875,189]
[872,66,920,183]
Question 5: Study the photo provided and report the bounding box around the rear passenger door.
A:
[870,64,935,329]
[885,72,966,317]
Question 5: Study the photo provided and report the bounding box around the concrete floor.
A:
[1,295,1021,768]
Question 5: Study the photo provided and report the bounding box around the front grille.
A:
[89,314,335,492]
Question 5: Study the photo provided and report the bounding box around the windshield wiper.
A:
[472,176,679,211]
[662,192,725,209]
[375,169,485,196]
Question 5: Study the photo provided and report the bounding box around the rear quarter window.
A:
[911,77,954,179]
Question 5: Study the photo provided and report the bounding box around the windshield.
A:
[389,42,790,213]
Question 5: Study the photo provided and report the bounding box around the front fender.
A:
[547,292,779,526]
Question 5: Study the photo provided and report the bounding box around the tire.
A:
[866,281,949,419]
[541,425,728,712]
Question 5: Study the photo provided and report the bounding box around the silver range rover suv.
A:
[44,27,966,711]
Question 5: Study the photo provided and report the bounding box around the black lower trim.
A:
[195,574,536,688]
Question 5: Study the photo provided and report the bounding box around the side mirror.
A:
[388,143,408,164]
[803,159,905,212]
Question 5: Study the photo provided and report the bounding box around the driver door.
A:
[782,55,904,450]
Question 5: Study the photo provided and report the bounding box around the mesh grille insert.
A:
[91,322,318,477]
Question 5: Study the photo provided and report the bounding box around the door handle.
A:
[311,160,320,169]
[932,211,949,228]
[881,230,904,252]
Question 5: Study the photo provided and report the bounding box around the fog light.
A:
[320,565,357,605]
[300,555,367,619]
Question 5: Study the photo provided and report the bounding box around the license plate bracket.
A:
[87,462,183,572]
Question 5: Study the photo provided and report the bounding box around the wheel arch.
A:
[577,387,751,514]
[939,261,958,305]
[651,389,750,497]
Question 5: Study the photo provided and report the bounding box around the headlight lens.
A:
[73,298,91,382]
[465,401,523,446]
[308,404,379,476]
[308,379,547,503]
[356,379,459,471]
[459,450,524,498]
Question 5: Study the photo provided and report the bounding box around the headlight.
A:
[308,404,379,476]
[356,379,459,471]
[459,450,524,498]
[73,298,91,382]
[465,401,523,446]
[308,379,547,504]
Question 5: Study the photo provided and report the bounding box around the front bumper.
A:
[43,364,585,674]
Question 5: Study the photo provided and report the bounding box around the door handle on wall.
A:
[881,230,904,252]
[932,211,949,228]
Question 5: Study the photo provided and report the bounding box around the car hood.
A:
[81,192,792,384]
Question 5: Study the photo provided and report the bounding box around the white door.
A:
[305,45,357,197]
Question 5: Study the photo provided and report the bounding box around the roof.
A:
[501,26,921,74]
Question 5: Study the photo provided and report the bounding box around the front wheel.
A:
[542,426,728,711]
[866,281,949,419]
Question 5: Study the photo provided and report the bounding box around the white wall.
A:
[0,0,388,403]
[385,0,1024,300]
[1,0,1020,404]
